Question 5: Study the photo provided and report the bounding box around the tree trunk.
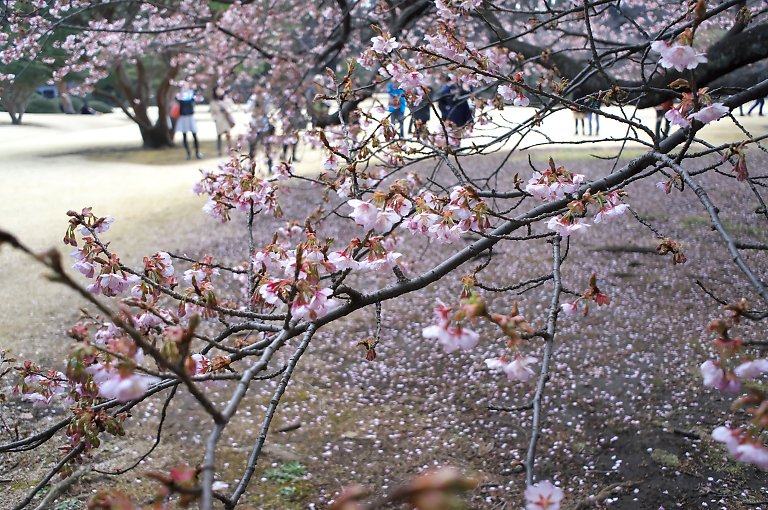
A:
[57,80,75,114]
[140,120,175,148]
[8,111,22,125]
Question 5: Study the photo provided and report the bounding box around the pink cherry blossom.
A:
[407,212,440,235]
[712,426,741,455]
[651,41,707,72]
[514,93,530,107]
[98,373,157,402]
[373,210,400,233]
[560,302,578,315]
[484,357,508,371]
[72,259,96,278]
[736,441,768,470]
[370,35,399,54]
[89,272,140,297]
[665,107,691,128]
[656,180,673,194]
[328,251,360,271]
[422,323,480,353]
[498,84,516,102]
[347,199,379,230]
[504,354,538,382]
[361,250,402,272]
[525,480,564,510]
[428,221,463,243]
[700,360,741,392]
[291,287,338,321]
[259,278,289,305]
[546,216,590,237]
[595,202,629,223]
[734,358,768,379]
[689,103,729,124]
[323,153,340,171]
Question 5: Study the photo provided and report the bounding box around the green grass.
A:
[264,461,306,483]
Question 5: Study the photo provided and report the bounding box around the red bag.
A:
[170,101,181,120]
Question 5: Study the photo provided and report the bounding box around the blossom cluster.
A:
[498,72,530,107]
[700,304,768,470]
[543,186,630,238]
[663,88,729,130]
[560,272,611,317]
[526,159,585,202]
[193,155,280,223]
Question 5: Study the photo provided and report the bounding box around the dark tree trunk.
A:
[140,120,175,148]
[95,57,179,149]
[8,111,22,125]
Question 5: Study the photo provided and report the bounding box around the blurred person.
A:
[175,87,202,160]
[209,87,236,156]
[387,82,406,138]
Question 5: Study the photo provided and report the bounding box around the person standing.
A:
[209,87,236,156]
[747,97,765,116]
[246,91,275,171]
[654,99,673,139]
[445,83,473,128]
[408,86,433,135]
[437,75,454,119]
[175,88,202,160]
[387,82,406,138]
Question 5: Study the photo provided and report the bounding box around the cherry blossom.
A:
[291,286,339,321]
[651,41,707,72]
[525,480,564,510]
[546,215,590,237]
[370,35,400,54]
[689,103,729,124]
[98,372,158,402]
[88,272,140,297]
[526,168,585,201]
[734,358,768,379]
[423,323,480,353]
[347,199,379,230]
[712,426,768,470]
[422,304,480,353]
[593,192,629,223]
[700,360,741,393]
[712,425,742,455]
[664,107,692,129]
[485,355,538,382]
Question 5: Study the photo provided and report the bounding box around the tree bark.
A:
[56,80,75,114]
[140,120,175,148]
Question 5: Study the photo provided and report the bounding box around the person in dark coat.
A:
[437,75,454,119]
[408,86,433,135]
[439,80,472,128]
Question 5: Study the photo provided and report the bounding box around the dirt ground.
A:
[1,108,768,509]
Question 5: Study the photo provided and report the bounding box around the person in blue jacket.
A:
[387,82,406,138]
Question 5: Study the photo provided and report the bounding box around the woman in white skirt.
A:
[175,88,202,160]
[209,87,236,156]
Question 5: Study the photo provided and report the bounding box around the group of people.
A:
[173,87,238,160]
[386,75,474,140]
[571,94,601,136]
[172,86,298,163]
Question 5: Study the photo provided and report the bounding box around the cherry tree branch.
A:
[525,236,562,485]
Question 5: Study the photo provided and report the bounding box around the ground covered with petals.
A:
[3,147,768,509]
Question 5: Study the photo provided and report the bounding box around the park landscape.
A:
[2,1,768,509]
